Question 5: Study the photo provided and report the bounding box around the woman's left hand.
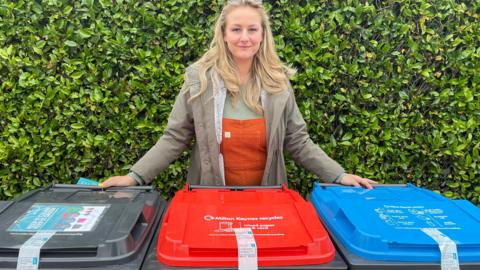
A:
[339,173,377,189]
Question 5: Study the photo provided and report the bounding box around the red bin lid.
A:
[157,184,335,267]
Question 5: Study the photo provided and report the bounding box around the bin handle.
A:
[187,184,284,191]
[316,183,408,187]
[52,184,154,191]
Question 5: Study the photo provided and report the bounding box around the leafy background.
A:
[1,0,479,203]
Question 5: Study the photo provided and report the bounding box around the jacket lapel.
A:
[200,72,224,184]
[262,90,290,185]
[264,90,289,151]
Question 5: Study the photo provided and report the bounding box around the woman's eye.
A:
[232,28,240,32]
[249,28,258,32]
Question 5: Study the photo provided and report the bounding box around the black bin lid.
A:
[0,184,166,269]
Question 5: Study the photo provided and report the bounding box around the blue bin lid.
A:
[311,183,480,262]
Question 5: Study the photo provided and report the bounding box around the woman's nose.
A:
[239,29,249,41]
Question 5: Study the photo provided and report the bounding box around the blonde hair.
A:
[190,0,295,114]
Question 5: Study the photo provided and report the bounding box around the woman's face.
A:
[224,6,263,64]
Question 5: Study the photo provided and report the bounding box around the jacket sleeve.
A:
[283,89,345,182]
[129,67,197,184]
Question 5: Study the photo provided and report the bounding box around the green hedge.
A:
[1,0,479,203]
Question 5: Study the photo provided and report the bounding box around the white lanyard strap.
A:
[234,228,258,270]
[422,228,460,270]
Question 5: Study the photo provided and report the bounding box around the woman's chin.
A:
[232,54,256,62]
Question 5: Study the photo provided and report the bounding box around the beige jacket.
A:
[130,64,345,185]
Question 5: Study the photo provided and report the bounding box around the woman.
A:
[101,0,376,188]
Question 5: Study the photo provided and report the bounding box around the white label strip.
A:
[234,228,258,270]
[16,231,56,270]
[421,228,460,270]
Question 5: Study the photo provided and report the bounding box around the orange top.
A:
[220,118,267,186]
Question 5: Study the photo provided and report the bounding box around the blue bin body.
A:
[310,183,480,269]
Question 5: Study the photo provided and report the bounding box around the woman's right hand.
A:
[100,175,137,188]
